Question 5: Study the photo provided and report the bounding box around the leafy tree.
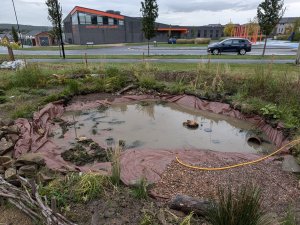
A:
[257,0,285,56]
[45,0,65,58]
[224,22,235,37]
[0,36,19,61]
[247,17,260,36]
[140,0,159,56]
[11,26,19,43]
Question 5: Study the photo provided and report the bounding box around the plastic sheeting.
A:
[13,95,290,184]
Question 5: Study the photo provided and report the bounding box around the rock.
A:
[6,134,19,144]
[18,165,37,177]
[169,195,212,217]
[15,153,45,167]
[0,138,14,155]
[282,155,300,173]
[37,171,55,184]
[0,156,12,166]
[2,158,13,169]
[6,125,19,134]
[0,118,14,127]
[0,166,4,174]
[5,168,17,180]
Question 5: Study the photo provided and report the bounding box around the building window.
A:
[98,16,103,25]
[108,18,114,26]
[85,14,92,24]
[78,13,86,24]
[103,17,108,25]
[72,13,78,25]
[114,19,118,25]
[216,30,219,38]
[119,20,124,25]
[204,30,207,37]
[91,15,97,25]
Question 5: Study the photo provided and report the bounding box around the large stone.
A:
[0,118,14,127]
[282,155,300,173]
[18,165,38,178]
[0,156,11,165]
[5,168,17,180]
[15,153,45,166]
[6,125,19,134]
[6,134,19,144]
[0,138,14,155]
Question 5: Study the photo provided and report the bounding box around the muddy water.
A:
[52,101,275,153]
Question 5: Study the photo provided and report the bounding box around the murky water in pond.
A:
[52,101,275,153]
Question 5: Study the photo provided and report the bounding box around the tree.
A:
[11,26,19,43]
[223,22,235,37]
[140,0,159,56]
[257,0,285,56]
[45,0,65,58]
[296,42,300,65]
[0,36,19,61]
[247,17,260,37]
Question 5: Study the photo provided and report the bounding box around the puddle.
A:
[51,101,275,153]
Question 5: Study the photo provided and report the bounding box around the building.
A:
[63,6,224,45]
[275,17,300,35]
[24,30,55,46]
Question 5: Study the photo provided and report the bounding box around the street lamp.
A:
[11,0,23,48]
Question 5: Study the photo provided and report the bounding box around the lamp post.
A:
[11,0,23,48]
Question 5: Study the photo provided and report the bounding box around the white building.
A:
[276,17,300,35]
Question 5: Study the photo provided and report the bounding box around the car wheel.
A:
[239,48,246,55]
[212,49,220,55]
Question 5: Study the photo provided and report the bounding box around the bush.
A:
[194,38,211,44]
[206,185,276,225]
[176,39,195,44]
[11,65,48,88]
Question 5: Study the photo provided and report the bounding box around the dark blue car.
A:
[207,38,252,55]
[168,37,176,44]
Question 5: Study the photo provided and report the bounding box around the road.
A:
[0,41,298,56]
[26,58,295,64]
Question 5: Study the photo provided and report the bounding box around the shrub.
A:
[205,185,276,225]
[194,38,211,44]
[11,65,48,88]
[176,39,195,44]
[66,79,80,95]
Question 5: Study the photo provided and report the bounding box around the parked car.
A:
[207,38,252,55]
[168,37,176,44]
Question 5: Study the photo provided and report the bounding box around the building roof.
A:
[279,17,300,24]
[70,6,125,20]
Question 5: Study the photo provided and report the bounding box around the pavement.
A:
[26,58,295,64]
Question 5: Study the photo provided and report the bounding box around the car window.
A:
[239,40,246,43]
[223,40,232,45]
[232,40,240,44]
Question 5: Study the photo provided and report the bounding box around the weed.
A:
[105,66,120,77]
[131,178,149,199]
[109,145,121,186]
[206,185,277,225]
[0,96,8,104]
[11,103,36,119]
[281,208,297,225]
[66,79,80,95]
[180,212,194,225]
[10,65,48,88]
[167,80,188,94]
[260,104,282,120]
[139,212,153,225]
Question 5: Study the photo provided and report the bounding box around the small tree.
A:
[11,26,19,43]
[224,22,235,37]
[0,36,19,61]
[45,0,65,58]
[257,0,285,56]
[140,0,159,56]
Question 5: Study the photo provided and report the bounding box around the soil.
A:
[0,203,33,225]
[151,160,300,218]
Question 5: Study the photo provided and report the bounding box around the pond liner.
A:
[13,94,290,184]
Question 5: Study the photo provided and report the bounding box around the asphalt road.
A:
[0,42,298,56]
[26,58,295,64]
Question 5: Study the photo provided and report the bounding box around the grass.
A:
[20,44,115,51]
[281,208,297,225]
[205,185,276,225]
[131,178,149,200]
[9,54,297,60]
[39,173,110,209]
[109,145,121,186]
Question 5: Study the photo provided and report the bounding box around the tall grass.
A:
[110,145,121,185]
[206,185,276,225]
[131,178,149,199]
[10,64,49,88]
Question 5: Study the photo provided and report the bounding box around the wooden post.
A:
[296,41,300,65]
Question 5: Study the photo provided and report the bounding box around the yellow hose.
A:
[176,138,300,171]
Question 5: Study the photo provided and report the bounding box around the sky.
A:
[1,0,300,26]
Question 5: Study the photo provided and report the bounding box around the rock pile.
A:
[0,60,25,70]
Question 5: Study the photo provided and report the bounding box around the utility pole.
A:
[55,0,65,59]
[11,0,23,48]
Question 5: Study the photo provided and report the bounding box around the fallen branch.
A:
[0,176,76,225]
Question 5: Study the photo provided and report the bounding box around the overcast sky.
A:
[1,0,300,26]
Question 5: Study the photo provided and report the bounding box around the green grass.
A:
[206,185,276,225]
[10,54,297,60]
[131,178,149,200]
[20,44,116,51]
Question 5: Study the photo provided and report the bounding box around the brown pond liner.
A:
[14,95,290,185]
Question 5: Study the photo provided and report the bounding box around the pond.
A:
[52,101,275,154]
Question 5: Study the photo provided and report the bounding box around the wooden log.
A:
[169,195,212,216]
